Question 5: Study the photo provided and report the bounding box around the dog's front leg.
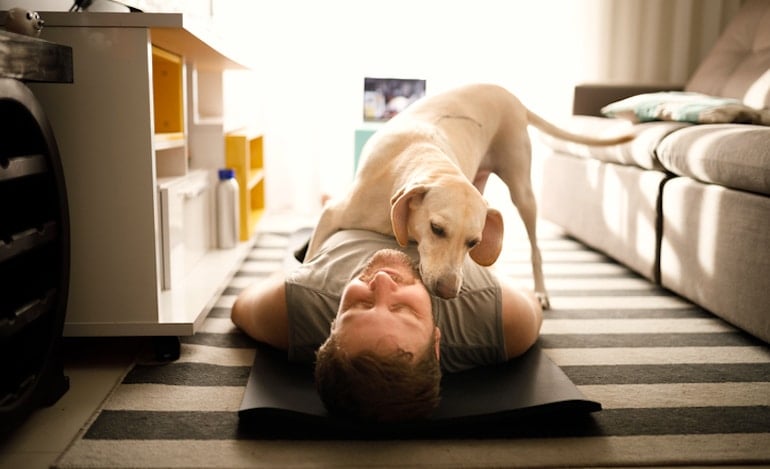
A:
[516,196,550,310]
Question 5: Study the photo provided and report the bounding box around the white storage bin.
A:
[158,170,211,290]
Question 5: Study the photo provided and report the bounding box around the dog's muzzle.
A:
[433,276,461,299]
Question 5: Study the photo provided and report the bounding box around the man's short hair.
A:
[314,334,441,422]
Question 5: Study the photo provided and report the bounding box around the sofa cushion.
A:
[540,152,665,282]
[685,0,770,109]
[601,91,770,125]
[657,124,770,196]
[540,115,689,171]
[660,176,770,343]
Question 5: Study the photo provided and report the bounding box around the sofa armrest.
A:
[573,83,685,117]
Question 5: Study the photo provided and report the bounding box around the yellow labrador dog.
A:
[307,83,632,307]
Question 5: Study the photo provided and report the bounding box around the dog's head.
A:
[391,181,503,299]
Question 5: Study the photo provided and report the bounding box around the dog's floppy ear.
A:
[470,208,504,266]
[390,184,429,246]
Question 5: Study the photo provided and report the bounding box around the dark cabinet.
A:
[0,30,72,435]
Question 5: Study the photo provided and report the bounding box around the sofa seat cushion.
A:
[540,152,665,282]
[540,115,689,171]
[657,124,770,196]
[660,176,770,343]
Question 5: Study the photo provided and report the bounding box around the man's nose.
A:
[369,271,397,302]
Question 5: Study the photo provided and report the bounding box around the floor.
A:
[0,165,539,469]
[0,337,149,469]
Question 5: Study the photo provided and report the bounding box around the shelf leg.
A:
[153,336,181,361]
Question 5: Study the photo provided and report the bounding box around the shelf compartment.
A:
[155,143,188,178]
[225,130,264,241]
[0,172,59,243]
[0,221,57,264]
[247,168,264,190]
[0,154,48,181]
[0,238,61,334]
[151,46,184,135]
[248,175,265,237]
[0,289,56,339]
[152,46,188,180]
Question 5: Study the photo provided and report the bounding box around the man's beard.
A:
[358,249,422,286]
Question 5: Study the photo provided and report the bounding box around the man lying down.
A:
[231,229,542,422]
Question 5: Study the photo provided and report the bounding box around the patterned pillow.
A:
[601,91,770,125]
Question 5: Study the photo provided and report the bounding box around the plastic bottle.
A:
[217,168,240,249]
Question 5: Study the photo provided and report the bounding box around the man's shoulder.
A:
[326,229,402,245]
[315,229,415,260]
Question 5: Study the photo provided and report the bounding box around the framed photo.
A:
[363,77,426,122]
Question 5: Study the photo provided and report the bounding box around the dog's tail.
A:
[526,109,635,146]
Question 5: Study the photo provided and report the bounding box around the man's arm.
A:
[231,271,290,350]
[497,275,543,360]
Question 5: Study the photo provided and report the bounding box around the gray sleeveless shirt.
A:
[285,230,505,373]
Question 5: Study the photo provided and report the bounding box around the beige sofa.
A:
[539,0,770,343]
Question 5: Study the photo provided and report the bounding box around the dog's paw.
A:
[535,292,550,310]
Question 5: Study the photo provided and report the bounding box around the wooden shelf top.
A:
[23,12,250,71]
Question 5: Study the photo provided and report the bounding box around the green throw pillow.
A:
[601,91,770,125]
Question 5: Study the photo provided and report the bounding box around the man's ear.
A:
[390,184,429,246]
[469,208,504,266]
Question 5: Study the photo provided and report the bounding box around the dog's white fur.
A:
[307,84,633,306]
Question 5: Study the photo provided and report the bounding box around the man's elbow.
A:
[230,292,249,329]
[503,288,544,360]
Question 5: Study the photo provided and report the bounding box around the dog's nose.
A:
[434,279,460,299]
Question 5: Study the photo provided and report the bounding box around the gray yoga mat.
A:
[238,342,601,438]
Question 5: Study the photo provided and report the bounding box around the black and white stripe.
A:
[55,224,770,468]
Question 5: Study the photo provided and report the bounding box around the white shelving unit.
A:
[28,12,255,337]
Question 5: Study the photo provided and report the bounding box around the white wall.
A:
[213,0,614,216]
[9,0,735,216]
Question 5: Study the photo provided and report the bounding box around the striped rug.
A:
[55,217,770,468]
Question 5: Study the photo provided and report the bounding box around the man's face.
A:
[330,249,439,359]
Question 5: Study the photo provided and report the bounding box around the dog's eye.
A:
[430,223,445,238]
[467,239,480,249]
